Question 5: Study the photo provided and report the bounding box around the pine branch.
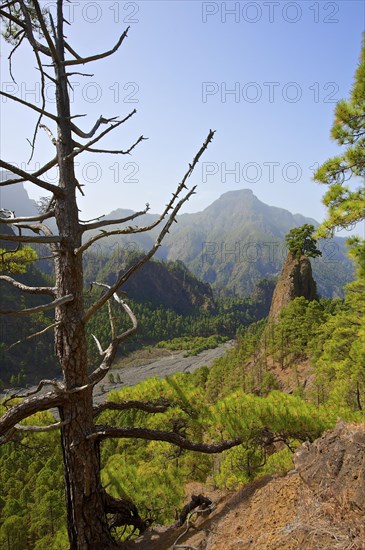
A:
[90,426,243,453]
[93,399,171,417]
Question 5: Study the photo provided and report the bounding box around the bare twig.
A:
[66,109,139,159]
[73,134,146,156]
[7,322,60,351]
[0,293,73,316]
[80,130,215,260]
[8,31,25,82]
[91,334,106,356]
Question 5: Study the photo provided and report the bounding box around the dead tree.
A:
[0,2,242,548]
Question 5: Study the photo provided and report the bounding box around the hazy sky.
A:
[0,0,364,236]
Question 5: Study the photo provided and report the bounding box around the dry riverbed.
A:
[2,341,235,404]
[93,341,234,404]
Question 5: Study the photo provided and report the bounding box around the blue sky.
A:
[0,0,364,236]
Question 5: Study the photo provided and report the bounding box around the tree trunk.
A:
[51,29,119,548]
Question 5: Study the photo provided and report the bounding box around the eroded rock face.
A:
[268,253,318,322]
[294,422,365,512]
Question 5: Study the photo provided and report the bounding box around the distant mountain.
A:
[0,177,38,217]
[86,190,354,298]
[83,252,216,316]
[1,183,354,297]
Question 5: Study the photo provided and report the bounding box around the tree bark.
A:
[50,13,119,546]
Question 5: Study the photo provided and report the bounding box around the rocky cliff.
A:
[267,252,318,323]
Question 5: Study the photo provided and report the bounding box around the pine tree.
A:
[0,3,239,548]
[314,35,365,236]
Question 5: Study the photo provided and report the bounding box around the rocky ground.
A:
[126,422,365,550]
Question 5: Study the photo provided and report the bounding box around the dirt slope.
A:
[128,423,365,550]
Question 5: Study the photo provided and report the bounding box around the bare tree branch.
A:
[40,123,57,145]
[15,419,69,432]
[0,233,60,244]
[18,0,52,56]
[64,40,82,60]
[27,43,47,162]
[0,90,58,121]
[91,283,138,340]
[88,283,138,384]
[63,27,129,66]
[84,186,196,323]
[0,293,73,315]
[69,111,136,147]
[0,7,27,32]
[0,159,62,195]
[70,114,119,139]
[4,379,64,406]
[91,333,106,356]
[79,130,215,258]
[72,134,146,157]
[8,31,25,82]
[90,426,243,453]
[0,391,64,444]
[32,0,60,63]
[80,205,150,233]
[7,322,60,351]
[0,275,55,296]
[93,399,171,417]
[0,209,55,224]
[0,156,58,185]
